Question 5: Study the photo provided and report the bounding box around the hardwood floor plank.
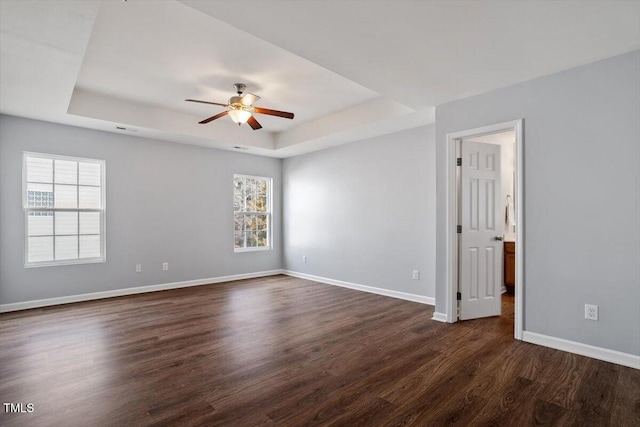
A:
[379,337,514,425]
[325,393,397,427]
[610,367,640,426]
[1,275,637,426]
[378,329,510,408]
[556,358,620,426]
[422,340,539,425]
[468,376,542,426]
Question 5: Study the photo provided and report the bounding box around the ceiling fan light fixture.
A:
[186,83,293,130]
[228,108,252,125]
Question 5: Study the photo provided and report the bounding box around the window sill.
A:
[234,247,272,253]
[24,258,106,268]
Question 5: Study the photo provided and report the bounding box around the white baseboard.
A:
[283,270,435,306]
[0,269,284,313]
[522,331,640,370]
[431,311,448,323]
[2,269,434,313]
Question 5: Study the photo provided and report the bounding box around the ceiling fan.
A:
[185,83,294,130]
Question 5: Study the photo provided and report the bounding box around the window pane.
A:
[245,214,256,232]
[79,162,101,186]
[80,212,100,235]
[234,214,244,234]
[256,196,267,212]
[256,214,268,231]
[246,231,257,247]
[258,231,267,247]
[257,180,267,196]
[55,236,78,260]
[28,236,53,262]
[245,179,257,211]
[55,185,77,208]
[245,178,256,194]
[55,211,78,235]
[246,193,255,211]
[28,212,53,236]
[233,191,242,212]
[54,159,77,185]
[234,178,244,211]
[79,186,101,209]
[234,232,245,248]
[26,183,53,208]
[26,157,53,183]
[79,235,101,259]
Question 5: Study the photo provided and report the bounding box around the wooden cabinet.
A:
[504,241,515,294]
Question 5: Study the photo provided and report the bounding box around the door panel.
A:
[460,141,503,320]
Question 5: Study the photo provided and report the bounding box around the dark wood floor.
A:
[1,275,638,426]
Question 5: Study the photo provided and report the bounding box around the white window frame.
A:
[23,152,106,267]
[233,174,272,253]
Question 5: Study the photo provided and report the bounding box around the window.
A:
[23,152,105,266]
[234,175,271,251]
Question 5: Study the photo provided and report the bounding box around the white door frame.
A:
[444,119,524,340]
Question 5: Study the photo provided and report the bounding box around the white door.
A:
[459,141,503,320]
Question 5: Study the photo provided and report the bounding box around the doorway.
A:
[444,120,523,340]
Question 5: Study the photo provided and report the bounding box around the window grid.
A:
[234,175,271,252]
[23,152,105,267]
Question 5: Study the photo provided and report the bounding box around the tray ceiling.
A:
[1,0,639,157]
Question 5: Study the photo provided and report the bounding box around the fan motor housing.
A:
[233,83,246,95]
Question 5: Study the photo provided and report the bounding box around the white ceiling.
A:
[75,0,380,132]
[1,0,639,158]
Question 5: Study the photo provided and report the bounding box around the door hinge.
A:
[457,225,462,234]
[456,157,462,166]
[457,292,462,301]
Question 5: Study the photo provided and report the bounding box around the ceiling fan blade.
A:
[241,93,260,106]
[185,99,228,107]
[247,115,262,130]
[253,107,294,119]
[199,110,229,124]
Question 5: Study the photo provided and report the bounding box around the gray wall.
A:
[435,50,640,355]
[283,125,436,298]
[0,115,282,304]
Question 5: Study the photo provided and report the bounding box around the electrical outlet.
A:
[162,262,169,271]
[302,255,307,263]
[412,270,420,280]
[585,304,598,321]
[135,264,142,273]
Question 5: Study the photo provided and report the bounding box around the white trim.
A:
[24,258,106,269]
[22,151,107,268]
[233,173,271,181]
[431,312,448,322]
[523,331,640,370]
[0,269,284,313]
[444,119,524,339]
[445,133,457,323]
[233,174,272,252]
[513,120,524,340]
[1,269,436,313]
[234,246,272,253]
[283,270,435,305]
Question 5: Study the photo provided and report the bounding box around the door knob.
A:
[495,236,504,241]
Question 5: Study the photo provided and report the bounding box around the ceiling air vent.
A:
[115,126,138,133]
